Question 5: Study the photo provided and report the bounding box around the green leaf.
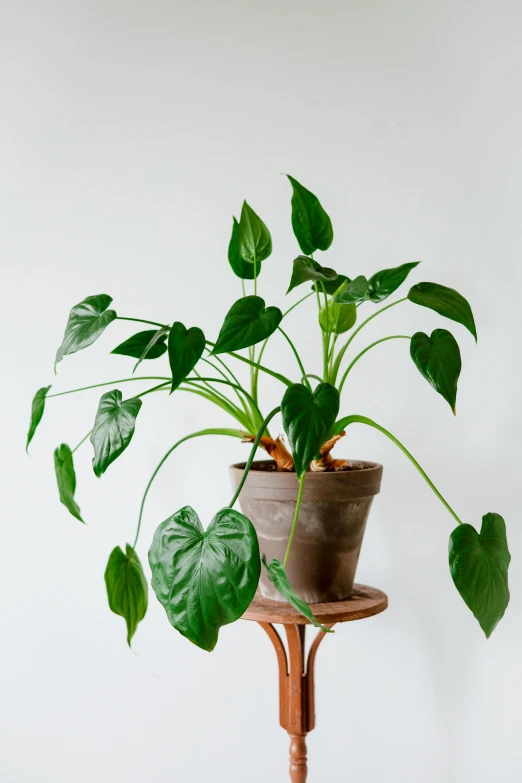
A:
[287,175,333,255]
[319,300,357,334]
[54,443,83,522]
[104,544,148,646]
[287,256,338,294]
[212,296,283,355]
[312,274,350,295]
[261,556,332,633]
[168,322,206,393]
[55,294,117,367]
[111,329,168,360]
[228,217,262,280]
[281,382,340,478]
[26,385,51,452]
[408,282,477,341]
[410,329,461,413]
[149,505,260,651]
[333,275,370,304]
[90,390,142,477]
[449,513,510,637]
[368,261,420,302]
[237,201,272,266]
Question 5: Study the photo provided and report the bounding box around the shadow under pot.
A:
[229,460,383,604]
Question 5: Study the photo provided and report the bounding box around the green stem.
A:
[283,474,306,568]
[200,358,252,421]
[315,287,328,381]
[117,316,167,329]
[283,291,314,317]
[180,384,253,432]
[71,430,93,454]
[47,376,171,398]
[185,377,264,429]
[206,342,292,387]
[302,374,323,384]
[228,406,281,508]
[338,335,410,393]
[277,327,310,389]
[335,414,464,526]
[135,382,170,399]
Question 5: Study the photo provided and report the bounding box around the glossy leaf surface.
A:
[287,174,333,255]
[410,329,461,413]
[54,443,83,522]
[55,294,117,367]
[333,275,370,304]
[368,261,419,302]
[281,382,340,478]
[149,505,260,651]
[449,513,510,637]
[91,390,142,477]
[319,300,357,334]
[104,544,148,646]
[408,282,477,341]
[212,296,282,354]
[262,556,331,632]
[237,201,272,266]
[26,385,51,452]
[168,322,205,393]
[111,329,168,360]
[228,217,261,279]
[132,326,170,373]
[287,256,337,294]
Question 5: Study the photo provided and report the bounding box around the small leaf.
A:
[312,274,350,295]
[168,322,205,393]
[449,513,510,637]
[287,175,333,255]
[55,294,117,367]
[333,275,370,304]
[287,256,337,294]
[111,329,168,360]
[237,201,272,266]
[368,261,420,302]
[282,383,340,478]
[54,444,83,522]
[149,505,260,651]
[410,329,461,413]
[319,300,357,334]
[261,556,332,633]
[228,217,262,280]
[26,385,51,452]
[104,544,148,646]
[212,296,282,355]
[408,282,477,341]
[91,390,142,477]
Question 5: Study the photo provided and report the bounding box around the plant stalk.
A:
[283,474,306,567]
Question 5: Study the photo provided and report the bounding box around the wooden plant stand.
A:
[242,584,388,782]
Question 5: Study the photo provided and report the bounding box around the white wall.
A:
[2,1,522,781]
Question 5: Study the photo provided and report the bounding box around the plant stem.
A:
[117,316,167,329]
[277,327,310,389]
[71,430,93,454]
[283,291,314,317]
[185,376,264,431]
[47,377,171,398]
[228,406,281,508]
[200,358,253,421]
[206,341,293,386]
[135,382,170,399]
[338,335,411,393]
[302,374,323,384]
[315,287,329,381]
[283,474,306,567]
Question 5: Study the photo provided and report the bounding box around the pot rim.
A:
[230,458,383,476]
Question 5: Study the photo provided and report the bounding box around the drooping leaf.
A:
[26,385,51,452]
[111,329,168,360]
[104,544,148,646]
[212,296,283,355]
[319,300,357,334]
[333,275,370,304]
[410,329,461,413]
[368,261,420,302]
[237,201,272,267]
[149,505,260,652]
[228,217,262,280]
[55,294,117,367]
[261,556,332,633]
[54,443,83,522]
[168,322,205,393]
[408,282,477,341]
[312,274,351,295]
[90,390,142,477]
[287,256,337,295]
[281,383,340,478]
[449,513,510,637]
[287,175,333,255]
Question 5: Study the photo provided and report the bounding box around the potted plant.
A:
[27,175,511,650]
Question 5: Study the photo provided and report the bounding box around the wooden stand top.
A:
[242,584,388,625]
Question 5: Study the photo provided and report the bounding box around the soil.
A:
[236,459,379,473]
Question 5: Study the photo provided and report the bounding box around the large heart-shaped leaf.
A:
[287,256,338,294]
[168,322,205,393]
[26,385,51,452]
[319,300,356,334]
[333,275,370,304]
[55,294,117,367]
[228,217,262,280]
[410,329,461,413]
[111,329,168,360]
[212,296,283,355]
[449,513,510,637]
[54,443,83,522]
[287,174,333,255]
[132,326,170,374]
[262,556,332,633]
[281,383,340,478]
[368,261,420,302]
[237,201,272,266]
[408,282,477,341]
[104,544,148,646]
[149,506,261,651]
[90,390,142,477]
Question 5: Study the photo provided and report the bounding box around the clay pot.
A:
[229,460,383,603]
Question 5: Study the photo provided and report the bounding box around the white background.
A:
[2,1,522,781]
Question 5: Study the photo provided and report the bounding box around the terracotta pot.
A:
[229,460,383,603]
